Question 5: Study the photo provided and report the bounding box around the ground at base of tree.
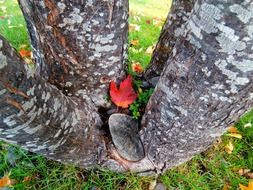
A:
[0,0,253,189]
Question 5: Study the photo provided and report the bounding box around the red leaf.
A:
[110,75,137,108]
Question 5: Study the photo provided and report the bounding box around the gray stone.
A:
[108,113,145,161]
[154,183,167,190]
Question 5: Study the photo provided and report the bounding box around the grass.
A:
[1,0,253,189]
[0,0,29,50]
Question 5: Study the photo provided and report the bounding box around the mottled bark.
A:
[0,36,103,166]
[19,0,128,106]
[141,0,253,173]
[144,0,195,80]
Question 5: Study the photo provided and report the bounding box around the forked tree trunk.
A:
[0,0,253,175]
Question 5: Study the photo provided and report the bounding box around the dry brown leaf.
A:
[148,179,157,190]
[146,19,151,24]
[227,126,239,133]
[239,182,253,190]
[23,176,32,182]
[131,39,139,46]
[225,141,234,154]
[246,173,253,179]
[0,175,12,188]
[222,184,231,190]
[238,169,251,176]
[227,133,242,139]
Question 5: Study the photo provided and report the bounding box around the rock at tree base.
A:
[108,113,145,161]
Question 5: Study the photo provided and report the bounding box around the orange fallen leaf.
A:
[0,175,12,188]
[222,184,231,190]
[19,49,31,58]
[225,141,234,154]
[227,126,239,133]
[239,182,253,190]
[227,133,242,139]
[131,62,143,73]
[130,39,139,46]
[109,75,137,108]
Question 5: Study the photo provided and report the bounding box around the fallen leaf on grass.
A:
[131,62,143,73]
[148,179,157,190]
[225,141,234,154]
[133,15,141,22]
[247,173,253,179]
[129,23,140,32]
[153,17,163,26]
[226,126,242,139]
[238,169,251,176]
[130,39,139,46]
[239,182,253,190]
[19,49,31,58]
[146,19,151,24]
[222,184,231,190]
[23,176,32,182]
[238,169,253,179]
[227,126,240,133]
[227,133,242,139]
[145,46,155,55]
[19,49,33,64]
[109,75,137,108]
[0,175,12,188]
[244,123,252,128]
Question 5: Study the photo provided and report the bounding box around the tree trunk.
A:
[141,0,253,173]
[19,0,128,106]
[145,0,195,80]
[0,0,253,175]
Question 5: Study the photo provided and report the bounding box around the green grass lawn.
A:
[1,0,253,189]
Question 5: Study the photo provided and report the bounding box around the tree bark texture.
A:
[0,0,253,175]
[141,0,253,173]
[19,0,128,106]
[0,36,103,166]
[144,0,196,80]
